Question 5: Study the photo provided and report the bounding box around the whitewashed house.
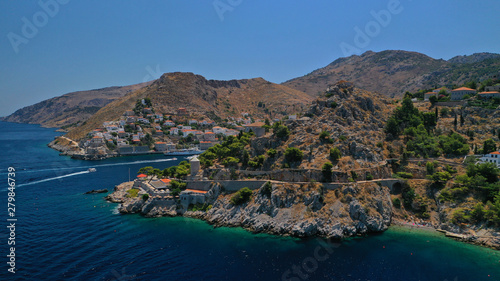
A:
[480,151,500,167]
[451,87,476,100]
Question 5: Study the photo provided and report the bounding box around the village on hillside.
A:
[80,98,295,158]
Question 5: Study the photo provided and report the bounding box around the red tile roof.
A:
[490,151,500,155]
[185,189,208,194]
[137,174,147,178]
[452,87,475,92]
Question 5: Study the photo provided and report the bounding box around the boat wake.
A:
[17,170,90,187]
[2,158,178,175]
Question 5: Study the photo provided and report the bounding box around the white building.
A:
[169,127,179,135]
[480,151,500,167]
[164,121,175,127]
[478,91,500,99]
[451,87,476,100]
[212,126,226,134]
[424,92,437,101]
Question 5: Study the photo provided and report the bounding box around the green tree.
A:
[231,187,253,205]
[429,95,438,105]
[426,161,436,175]
[274,125,290,139]
[267,148,277,158]
[465,81,477,90]
[440,108,450,118]
[285,147,303,163]
[467,162,499,184]
[483,139,497,154]
[322,162,333,182]
[429,171,452,186]
[319,131,333,143]
[330,147,342,161]
[138,166,154,175]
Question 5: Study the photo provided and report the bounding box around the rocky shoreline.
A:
[104,180,500,250]
[106,180,392,239]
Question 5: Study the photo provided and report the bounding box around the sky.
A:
[1,0,499,116]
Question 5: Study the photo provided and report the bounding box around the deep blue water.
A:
[0,121,499,281]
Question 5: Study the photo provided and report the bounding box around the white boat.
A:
[164,148,203,156]
[88,168,97,172]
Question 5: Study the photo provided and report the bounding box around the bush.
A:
[426,161,436,175]
[142,194,150,201]
[222,157,240,167]
[322,162,333,182]
[260,181,272,197]
[451,208,471,224]
[429,171,452,185]
[330,147,342,161]
[366,173,374,180]
[396,172,413,179]
[231,187,253,205]
[171,188,181,197]
[171,180,187,190]
[392,198,401,208]
[274,124,290,139]
[319,131,333,143]
[285,147,303,163]
[267,148,277,158]
[402,183,416,208]
[126,189,139,198]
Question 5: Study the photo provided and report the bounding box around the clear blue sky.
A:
[1,0,499,116]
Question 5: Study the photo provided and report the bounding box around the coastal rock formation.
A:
[107,180,392,239]
[84,189,108,194]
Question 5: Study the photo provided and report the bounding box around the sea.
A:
[0,121,499,281]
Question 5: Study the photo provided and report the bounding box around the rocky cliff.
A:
[108,180,392,239]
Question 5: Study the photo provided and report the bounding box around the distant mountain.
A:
[66,72,312,140]
[448,52,500,64]
[283,50,500,98]
[1,81,153,128]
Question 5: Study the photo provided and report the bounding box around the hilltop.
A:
[283,50,500,98]
[1,81,152,128]
[65,72,312,140]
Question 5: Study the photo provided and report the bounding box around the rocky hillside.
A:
[1,81,152,128]
[244,81,393,173]
[284,50,500,98]
[66,72,312,140]
[448,52,500,64]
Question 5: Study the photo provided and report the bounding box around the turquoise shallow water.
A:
[0,121,499,281]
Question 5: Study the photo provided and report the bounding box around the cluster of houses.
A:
[83,101,272,155]
[424,84,500,101]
